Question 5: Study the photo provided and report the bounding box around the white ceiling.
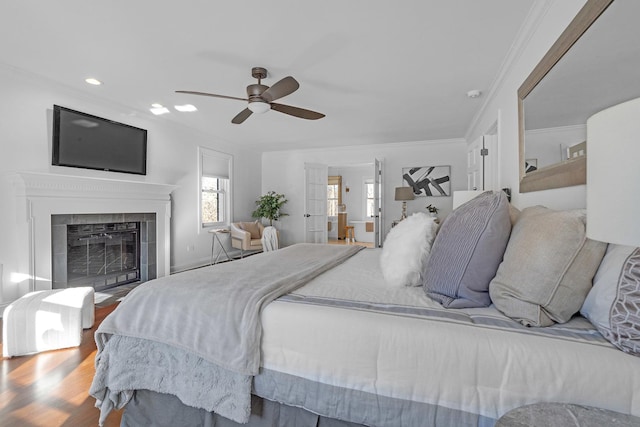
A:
[1,0,535,152]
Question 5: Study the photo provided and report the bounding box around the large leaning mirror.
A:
[518,0,640,192]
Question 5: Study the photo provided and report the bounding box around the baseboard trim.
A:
[170,249,243,274]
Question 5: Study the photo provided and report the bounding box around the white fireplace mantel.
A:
[12,172,178,292]
[14,171,177,201]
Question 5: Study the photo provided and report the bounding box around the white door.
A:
[483,133,498,191]
[467,135,484,190]
[467,134,498,191]
[374,159,383,248]
[304,163,328,243]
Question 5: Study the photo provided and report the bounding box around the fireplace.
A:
[52,213,157,290]
[12,172,175,296]
[66,222,140,291]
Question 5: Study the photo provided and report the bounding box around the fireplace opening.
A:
[66,222,140,291]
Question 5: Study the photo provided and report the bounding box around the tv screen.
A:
[52,105,147,175]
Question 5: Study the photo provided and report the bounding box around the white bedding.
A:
[260,248,640,422]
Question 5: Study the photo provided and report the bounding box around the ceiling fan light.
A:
[85,77,102,86]
[248,101,270,114]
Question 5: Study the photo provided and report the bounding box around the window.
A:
[364,179,375,218]
[202,176,228,225]
[327,175,342,216]
[199,147,232,229]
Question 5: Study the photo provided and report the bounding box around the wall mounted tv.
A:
[52,105,147,175]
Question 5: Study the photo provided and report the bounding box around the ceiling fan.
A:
[176,67,325,124]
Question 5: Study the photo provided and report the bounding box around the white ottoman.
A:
[2,287,95,357]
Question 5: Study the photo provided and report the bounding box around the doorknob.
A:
[304,214,311,218]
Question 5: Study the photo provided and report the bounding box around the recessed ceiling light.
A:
[150,106,170,115]
[467,89,482,98]
[85,78,102,86]
[174,104,198,112]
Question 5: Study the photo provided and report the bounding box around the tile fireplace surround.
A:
[12,172,177,293]
[52,213,154,290]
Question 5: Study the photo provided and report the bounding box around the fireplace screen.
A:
[67,222,140,291]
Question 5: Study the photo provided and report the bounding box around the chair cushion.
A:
[240,221,262,239]
[422,191,511,308]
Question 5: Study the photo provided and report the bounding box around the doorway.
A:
[304,160,383,247]
[467,118,499,191]
[326,162,380,248]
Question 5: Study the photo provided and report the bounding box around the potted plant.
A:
[426,204,439,217]
[252,191,288,226]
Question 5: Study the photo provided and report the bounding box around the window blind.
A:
[202,154,229,178]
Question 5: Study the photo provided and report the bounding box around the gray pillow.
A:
[423,191,511,308]
[489,206,607,327]
[581,245,640,355]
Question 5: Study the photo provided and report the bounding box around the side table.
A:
[208,229,231,265]
[496,403,640,427]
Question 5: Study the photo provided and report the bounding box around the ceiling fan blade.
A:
[260,76,299,103]
[175,90,247,102]
[231,108,253,124]
[270,103,325,120]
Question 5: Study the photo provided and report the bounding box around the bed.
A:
[90,192,640,427]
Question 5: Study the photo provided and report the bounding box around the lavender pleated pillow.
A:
[423,191,511,308]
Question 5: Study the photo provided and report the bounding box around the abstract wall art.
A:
[402,166,451,197]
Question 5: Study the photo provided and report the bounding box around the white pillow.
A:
[581,244,640,355]
[380,212,438,287]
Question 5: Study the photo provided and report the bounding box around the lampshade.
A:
[395,187,415,201]
[452,190,484,210]
[586,97,640,246]
[248,101,270,114]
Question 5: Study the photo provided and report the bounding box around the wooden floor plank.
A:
[1,304,123,427]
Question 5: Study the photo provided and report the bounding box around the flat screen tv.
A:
[52,105,147,175]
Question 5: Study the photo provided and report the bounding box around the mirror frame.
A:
[518,0,613,193]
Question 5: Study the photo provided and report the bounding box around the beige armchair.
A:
[230,221,265,257]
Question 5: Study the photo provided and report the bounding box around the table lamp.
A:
[395,187,414,220]
[586,97,640,246]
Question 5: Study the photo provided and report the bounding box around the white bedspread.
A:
[260,248,640,423]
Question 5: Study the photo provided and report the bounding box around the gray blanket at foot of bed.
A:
[91,244,363,425]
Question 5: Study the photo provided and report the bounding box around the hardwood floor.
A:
[0,304,123,427]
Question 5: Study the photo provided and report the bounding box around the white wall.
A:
[262,139,467,246]
[466,0,588,211]
[0,64,261,304]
